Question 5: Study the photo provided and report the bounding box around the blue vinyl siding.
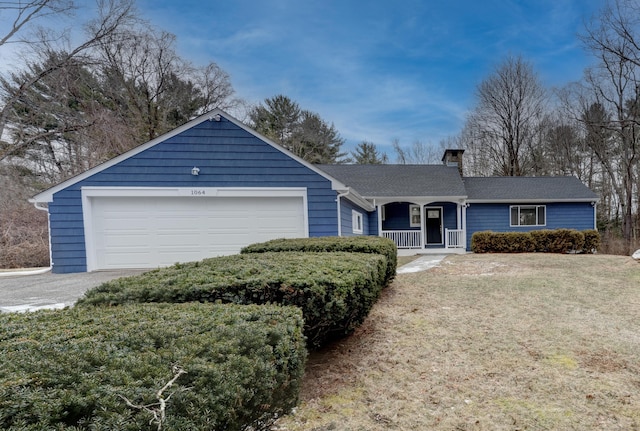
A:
[382,202,418,231]
[466,202,596,250]
[368,210,379,236]
[48,116,339,273]
[339,198,373,236]
[382,202,458,231]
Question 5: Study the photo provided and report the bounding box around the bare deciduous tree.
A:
[391,139,439,164]
[578,0,640,245]
[0,0,138,162]
[463,55,547,176]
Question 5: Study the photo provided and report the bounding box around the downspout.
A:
[336,190,350,237]
[33,202,53,273]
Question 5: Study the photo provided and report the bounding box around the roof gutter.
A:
[336,190,350,237]
[466,198,600,204]
[335,188,376,237]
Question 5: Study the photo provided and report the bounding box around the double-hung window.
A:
[352,210,363,234]
[510,205,546,227]
[409,205,421,228]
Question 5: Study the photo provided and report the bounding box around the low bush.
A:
[78,252,387,348]
[472,229,601,254]
[471,231,536,253]
[583,229,602,253]
[530,229,585,253]
[0,303,306,431]
[241,236,398,285]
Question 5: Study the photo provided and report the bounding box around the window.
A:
[510,205,546,226]
[352,210,363,234]
[409,205,421,228]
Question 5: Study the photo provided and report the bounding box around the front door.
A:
[425,207,443,245]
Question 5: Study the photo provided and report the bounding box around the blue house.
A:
[30,110,599,273]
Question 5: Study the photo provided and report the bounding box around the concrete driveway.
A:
[0,269,146,312]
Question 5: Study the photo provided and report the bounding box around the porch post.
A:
[462,203,468,249]
[377,203,383,237]
[420,204,425,249]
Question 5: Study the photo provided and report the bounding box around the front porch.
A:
[377,201,467,252]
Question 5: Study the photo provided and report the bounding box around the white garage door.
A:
[88,195,306,270]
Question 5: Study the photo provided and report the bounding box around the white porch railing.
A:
[445,229,465,248]
[382,230,421,249]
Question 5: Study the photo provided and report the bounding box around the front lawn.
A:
[274,253,640,430]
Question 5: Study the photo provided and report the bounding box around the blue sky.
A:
[9,0,608,156]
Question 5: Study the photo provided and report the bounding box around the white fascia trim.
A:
[32,113,223,203]
[367,196,468,205]
[30,108,351,203]
[339,188,375,212]
[467,198,600,204]
[81,186,309,272]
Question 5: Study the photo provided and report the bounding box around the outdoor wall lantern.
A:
[191,166,200,176]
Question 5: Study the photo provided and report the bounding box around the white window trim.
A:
[409,204,421,228]
[510,205,546,227]
[352,210,364,234]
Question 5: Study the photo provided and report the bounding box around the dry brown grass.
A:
[274,253,640,431]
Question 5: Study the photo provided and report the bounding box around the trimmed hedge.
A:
[583,229,601,253]
[530,229,584,253]
[0,303,306,431]
[241,236,398,286]
[471,231,536,253]
[472,229,601,254]
[78,252,387,348]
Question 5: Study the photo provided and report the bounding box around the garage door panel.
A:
[90,194,306,270]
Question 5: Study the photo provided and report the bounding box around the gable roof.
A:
[464,176,599,202]
[30,109,370,207]
[316,164,467,199]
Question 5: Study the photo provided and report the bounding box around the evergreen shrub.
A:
[471,231,535,253]
[530,229,585,253]
[582,229,601,253]
[472,229,601,254]
[241,236,398,285]
[78,252,387,348]
[0,303,306,431]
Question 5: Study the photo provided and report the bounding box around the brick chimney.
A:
[442,149,464,176]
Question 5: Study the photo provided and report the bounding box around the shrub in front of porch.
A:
[77,252,387,348]
[241,236,398,285]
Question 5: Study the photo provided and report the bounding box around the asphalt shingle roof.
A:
[463,176,598,201]
[316,164,598,202]
[316,164,467,198]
